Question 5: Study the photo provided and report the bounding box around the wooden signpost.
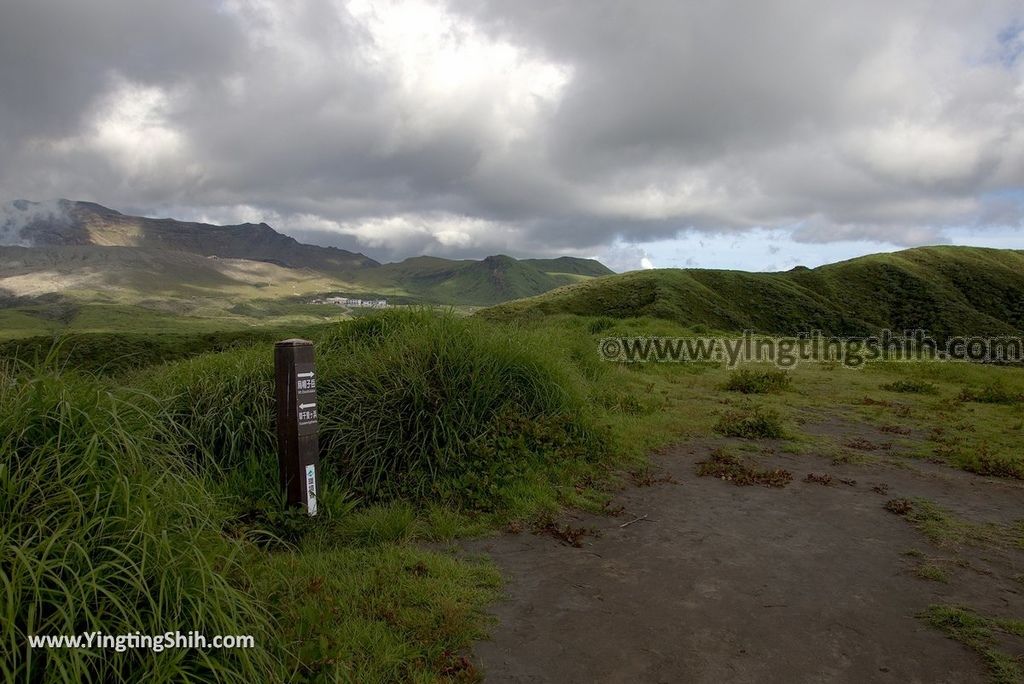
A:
[274,339,321,516]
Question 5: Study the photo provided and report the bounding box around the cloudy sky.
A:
[1,1,1022,271]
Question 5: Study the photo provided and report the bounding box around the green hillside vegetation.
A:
[519,256,614,277]
[480,246,1024,340]
[8,243,1024,681]
[0,326,335,375]
[0,311,646,682]
[360,254,610,306]
[5,306,1024,681]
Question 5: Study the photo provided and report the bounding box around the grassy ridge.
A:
[355,255,611,306]
[1,310,630,682]
[480,246,1024,339]
[6,306,1024,681]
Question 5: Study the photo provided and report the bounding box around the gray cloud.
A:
[1,0,1022,268]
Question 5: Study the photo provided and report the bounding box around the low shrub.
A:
[958,382,1024,404]
[723,368,791,394]
[714,406,786,439]
[881,379,938,394]
[959,445,1024,480]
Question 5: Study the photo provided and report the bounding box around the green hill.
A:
[479,246,1024,339]
[519,256,614,277]
[361,254,611,306]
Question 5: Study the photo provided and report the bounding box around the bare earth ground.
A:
[465,417,1024,683]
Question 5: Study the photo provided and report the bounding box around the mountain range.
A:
[8,199,1024,343]
[0,199,612,335]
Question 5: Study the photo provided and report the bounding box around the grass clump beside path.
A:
[723,368,791,394]
[0,364,277,683]
[145,309,609,511]
[714,405,786,439]
[3,309,621,682]
[958,382,1024,405]
[255,546,500,682]
[921,605,1024,684]
[881,379,938,394]
[960,444,1024,480]
[696,448,793,487]
[887,498,1024,550]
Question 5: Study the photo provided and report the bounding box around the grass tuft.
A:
[915,563,950,583]
[959,382,1024,404]
[881,379,938,394]
[696,448,792,487]
[723,368,792,394]
[921,605,1024,684]
[714,406,786,439]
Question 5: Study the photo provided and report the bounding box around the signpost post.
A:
[274,339,320,516]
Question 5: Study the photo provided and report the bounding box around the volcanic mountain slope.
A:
[0,200,614,330]
[479,246,1024,340]
[1,199,378,272]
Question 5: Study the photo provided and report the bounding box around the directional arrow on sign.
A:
[297,372,314,378]
[299,402,317,410]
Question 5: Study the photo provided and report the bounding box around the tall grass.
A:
[0,362,277,682]
[317,311,605,502]
[147,346,276,472]
[144,310,609,506]
[2,310,621,681]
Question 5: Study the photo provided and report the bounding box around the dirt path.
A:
[465,432,1024,683]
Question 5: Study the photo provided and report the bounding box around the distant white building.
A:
[319,296,388,308]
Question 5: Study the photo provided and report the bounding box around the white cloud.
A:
[2,0,1023,263]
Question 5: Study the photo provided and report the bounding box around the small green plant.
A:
[915,563,950,583]
[714,406,786,439]
[921,605,1024,683]
[881,379,938,394]
[894,498,1023,549]
[723,368,792,394]
[961,446,1024,480]
[595,389,650,415]
[958,382,1024,404]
